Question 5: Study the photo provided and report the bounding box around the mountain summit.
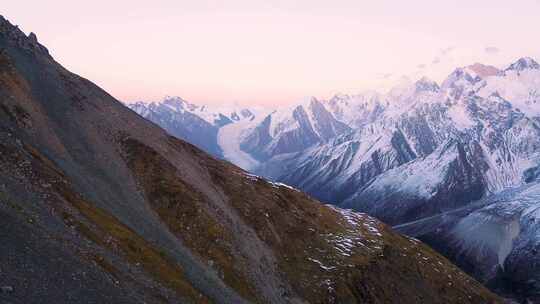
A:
[466,63,500,78]
[415,76,440,93]
[505,56,540,72]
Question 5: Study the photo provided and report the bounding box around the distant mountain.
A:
[127,96,255,157]
[128,96,352,171]
[128,54,540,301]
[467,63,500,78]
[0,15,502,304]
[504,57,540,74]
[267,61,540,221]
[237,97,351,162]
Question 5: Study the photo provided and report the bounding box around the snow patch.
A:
[325,206,384,257]
[447,104,475,130]
[269,181,299,191]
[307,258,336,271]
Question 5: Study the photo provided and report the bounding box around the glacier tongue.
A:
[217,118,261,171]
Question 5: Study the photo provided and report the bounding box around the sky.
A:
[3,0,540,106]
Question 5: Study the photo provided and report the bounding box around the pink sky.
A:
[4,0,540,106]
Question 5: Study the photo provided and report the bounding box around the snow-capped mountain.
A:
[127,96,255,157]
[237,97,351,162]
[128,95,352,170]
[135,95,255,127]
[128,60,540,218]
[259,59,540,222]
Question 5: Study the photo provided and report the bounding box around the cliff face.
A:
[0,16,500,303]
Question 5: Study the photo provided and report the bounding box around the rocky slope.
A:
[0,16,501,304]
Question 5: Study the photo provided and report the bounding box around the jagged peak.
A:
[0,15,14,28]
[442,67,483,89]
[415,77,440,93]
[308,96,323,106]
[28,32,38,44]
[291,96,318,110]
[466,63,500,78]
[0,15,26,39]
[330,92,351,101]
[0,15,50,56]
[504,57,540,72]
[160,95,200,112]
[130,100,153,107]
[162,95,188,102]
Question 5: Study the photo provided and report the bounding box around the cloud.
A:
[428,46,464,67]
[485,46,500,54]
[429,47,454,66]
[440,46,455,56]
[417,64,426,69]
[382,73,393,79]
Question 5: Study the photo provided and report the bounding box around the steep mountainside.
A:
[396,177,540,302]
[0,16,500,304]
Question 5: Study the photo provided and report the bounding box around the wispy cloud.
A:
[440,46,455,56]
[428,46,454,67]
[417,64,427,69]
[485,46,500,54]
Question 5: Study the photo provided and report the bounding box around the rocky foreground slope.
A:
[0,16,502,304]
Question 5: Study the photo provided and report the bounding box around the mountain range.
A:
[0,15,504,304]
[130,57,540,302]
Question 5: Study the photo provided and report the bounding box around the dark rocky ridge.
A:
[0,15,501,303]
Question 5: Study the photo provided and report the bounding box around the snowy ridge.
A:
[129,95,258,127]
[360,140,460,200]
